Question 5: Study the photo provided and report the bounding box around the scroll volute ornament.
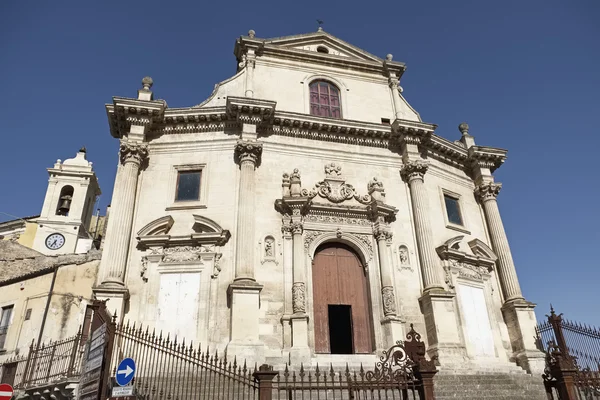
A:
[119,140,149,166]
[475,182,502,202]
[234,139,263,166]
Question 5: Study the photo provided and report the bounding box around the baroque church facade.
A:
[6,28,543,374]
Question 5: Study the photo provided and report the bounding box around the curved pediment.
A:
[137,215,230,249]
[192,214,225,233]
[468,238,498,262]
[137,215,174,237]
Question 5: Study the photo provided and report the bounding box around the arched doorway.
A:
[312,243,374,354]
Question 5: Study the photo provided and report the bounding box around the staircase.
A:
[434,370,547,400]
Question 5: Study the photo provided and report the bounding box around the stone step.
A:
[434,373,547,400]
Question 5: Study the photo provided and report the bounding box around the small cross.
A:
[317,19,324,31]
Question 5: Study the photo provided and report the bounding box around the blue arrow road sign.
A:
[115,358,136,387]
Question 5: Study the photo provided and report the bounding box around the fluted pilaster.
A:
[374,228,397,316]
[234,140,262,281]
[475,183,524,302]
[291,222,306,314]
[99,141,148,287]
[401,160,444,291]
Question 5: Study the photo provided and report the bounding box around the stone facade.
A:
[93,29,544,373]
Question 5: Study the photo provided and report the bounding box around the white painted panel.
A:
[458,284,495,357]
[157,273,201,341]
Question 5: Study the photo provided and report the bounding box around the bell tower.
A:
[33,148,101,255]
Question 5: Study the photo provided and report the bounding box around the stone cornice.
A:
[106,100,507,173]
[468,145,507,172]
[106,97,167,138]
[226,96,277,125]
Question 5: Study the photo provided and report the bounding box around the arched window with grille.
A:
[309,80,341,118]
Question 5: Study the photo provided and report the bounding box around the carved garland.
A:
[292,282,306,314]
[140,245,223,282]
[381,286,397,316]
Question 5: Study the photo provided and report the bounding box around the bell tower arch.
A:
[33,148,101,255]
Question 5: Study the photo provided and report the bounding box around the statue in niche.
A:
[399,245,409,265]
[264,236,275,258]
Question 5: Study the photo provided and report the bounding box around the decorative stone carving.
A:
[399,245,409,265]
[400,160,429,182]
[211,253,223,278]
[140,257,149,282]
[443,265,455,289]
[381,286,397,316]
[292,282,306,313]
[291,222,303,235]
[264,236,275,257]
[475,183,502,202]
[367,177,386,202]
[260,235,278,265]
[234,140,263,166]
[162,246,206,263]
[281,173,290,197]
[281,222,293,237]
[304,214,371,226]
[374,229,393,244]
[336,228,343,238]
[449,259,488,282]
[119,140,149,166]
[304,230,321,249]
[355,234,375,258]
[324,162,342,178]
[290,169,302,197]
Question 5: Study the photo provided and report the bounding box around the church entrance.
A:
[312,243,374,354]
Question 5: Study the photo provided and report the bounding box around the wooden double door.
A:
[312,243,374,354]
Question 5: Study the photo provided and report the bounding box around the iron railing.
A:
[537,307,600,399]
[0,331,85,388]
[110,321,258,400]
[110,321,436,400]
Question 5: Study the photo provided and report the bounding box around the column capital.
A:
[234,140,263,166]
[119,140,148,166]
[388,76,400,89]
[281,221,294,238]
[373,227,393,245]
[475,182,502,202]
[291,221,303,235]
[400,160,429,182]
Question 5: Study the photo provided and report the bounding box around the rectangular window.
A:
[175,171,201,202]
[444,194,463,226]
[0,305,14,349]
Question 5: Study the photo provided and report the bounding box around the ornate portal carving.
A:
[381,286,397,316]
[119,140,148,166]
[234,140,263,165]
[162,246,206,263]
[400,160,429,182]
[304,214,371,226]
[475,182,502,202]
[292,282,306,313]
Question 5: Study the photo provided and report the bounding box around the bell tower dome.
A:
[33,147,101,255]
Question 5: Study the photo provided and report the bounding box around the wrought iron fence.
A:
[110,321,436,400]
[111,321,258,400]
[537,307,600,399]
[0,331,84,388]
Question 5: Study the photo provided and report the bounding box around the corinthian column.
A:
[233,139,262,282]
[99,140,148,287]
[401,161,444,291]
[374,228,397,316]
[388,75,404,120]
[475,183,524,302]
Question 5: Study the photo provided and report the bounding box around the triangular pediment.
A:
[264,32,383,63]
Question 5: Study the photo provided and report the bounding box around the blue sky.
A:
[1,1,598,325]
